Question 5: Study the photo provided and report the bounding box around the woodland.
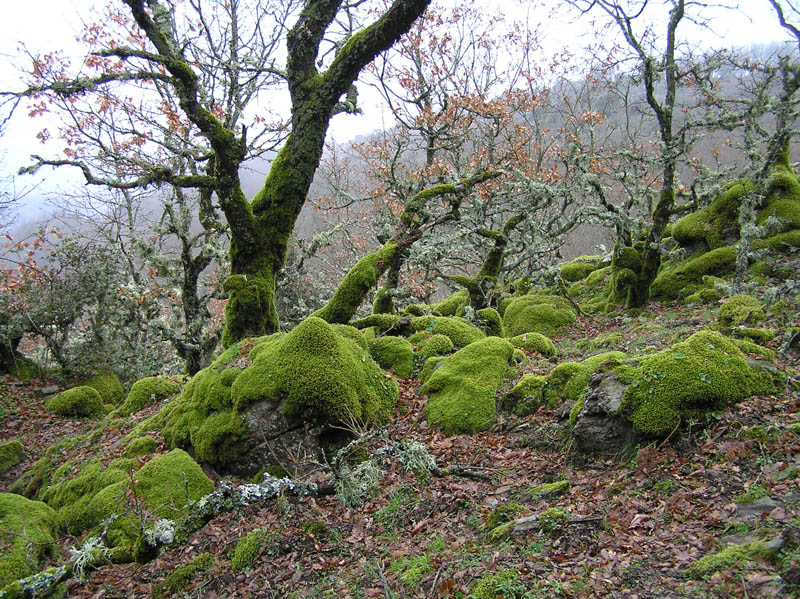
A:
[0,0,799,597]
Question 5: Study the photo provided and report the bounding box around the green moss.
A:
[118,377,181,417]
[732,327,778,344]
[545,352,626,408]
[509,332,557,358]
[717,294,765,327]
[0,440,24,474]
[410,316,485,348]
[430,289,469,316]
[0,493,59,587]
[471,569,525,599]
[388,554,432,587]
[560,256,601,282]
[85,371,124,405]
[502,295,577,338]
[421,337,512,435]
[538,507,568,533]
[650,246,737,301]
[231,529,276,571]
[299,519,328,539]
[673,180,752,249]
[529,480,569,499]
[108,457,141,473]
[686,541,775,578]
[45,386,103,418]
[505,375,547,416]
[752,229,800,251]
[418,334,454,358]
[370,336,414,378]
[332,324,368,350]
[483,502,525,530]
[588,332,624,351]
[476,307,504,337]
[735,484,769,504]
[222,273,277,349]
[123,435,160,458]
[619,330,784,437]
[312,242,400,324]
[151,552,214,599]
[418,356,446,383]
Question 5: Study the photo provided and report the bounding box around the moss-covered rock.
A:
[418,356,447,383]
[162,317,397,470]
[560,256,602,282]
[717,294,765,327]
[731,327,778,345]
[618,330,785,437]
[45,386,103,418]
[476,307,504,337]
[331,324,368,350]
[418,334,454,358]
[685,541,775,578]
[471,570,524,599]
[370,336,414,378]
[650,246,736,301]
[231,529,277,571]
[508,332,557,358]
[673,180,753,250]
[0,440,24,474]
[122,435,160,458]
[421,338,512,435]
[85,371,124,405]
[502,295,577,338]
[0,493,59,587]
[430,289,469,316]
[118,377,181,417]
[410,316,485,348]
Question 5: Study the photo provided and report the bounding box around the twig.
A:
[429,465,492,482]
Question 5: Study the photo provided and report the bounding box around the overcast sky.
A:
[0,0,789,221]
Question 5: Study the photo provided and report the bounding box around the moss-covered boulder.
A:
[418,334,454,358]
[123,435,160,458]
[650,246,736,301]
[118,377,181,417]
[673,180,754,250]
[161,317,397,475]
[421,338,513,435]
[370,336,414,378]
[85,371,125,405]
[502,295,577,338]
[508,333,557,358]
[430,289,469,316]
[0,440,24,474]
[410,316,485,348]
[0,493,59,587]
[717,294,765,327]
[45,386,104,418]
[560,255,602,282]
[476,307,504,337]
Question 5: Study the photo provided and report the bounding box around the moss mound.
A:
[618,330,785,437]
[118,377,181,417]
[0,440,24,474]
[650,246,736,301]
[421,337,512,435]
[502,295,577,338]
[560,256,602,282]
[0,493,59,587]
[476,307,504,337]
[123,435,160,458]
[410,316,485,348]
[45,386,104,418]
[430,289,469,316]
[717,294,765,327]
[418,334,454,358]
[370,336,414,378]
[85,371,124,405]
[162,317,397,467]
[685,541,775,578]
[231,529,277,571]
[673,179,753,250]
[508,332,557,358]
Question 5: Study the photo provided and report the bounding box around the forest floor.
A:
[1,302,799,599]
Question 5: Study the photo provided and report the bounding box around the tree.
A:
[4,0,432,347]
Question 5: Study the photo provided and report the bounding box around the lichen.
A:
[421,337,512,435]
[45,387,103,419]
[370,336,414,378]
[118,377,181,417]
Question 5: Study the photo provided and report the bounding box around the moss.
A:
[650,246,736,301]
[502,295,577,338]
[108,457,141,473]
[509,333,557,358]
[85,371,124,405]
[588,332,624,351]
[685,541,775,578]
[506,375,547,416]
[569,266,611,298]
[123,435,160,458]
[45,386,103,418]
[483,502,525,531]
[231,529,276,571]
[418,334,454,358]
[684,286,723,305]
[0,493,59,588]
[538,507,568,533]
[0,440,24,474]
[476,307,504,337]
[418,356,447,383]
[717,294,765,327]
[370,336,414,378]
[151,552,214,599]
[760,162,800,231]
[299,519,328,539]
[222,274,277,349]
[421,338,512,435]
[252,465,291,483]
[118,377,181,417]
[471,569,524,599]
[529,480,569,499]
[732,327,778,344]
[560,256,601,282]
[331,324,368,350]
[402,304,429,317]
[546,352,626,408]
[312,242,400,324]
[511,348,526,364]
[430,289,469,316]
[752,229,800,251]
[673,179,752,249]
[410,316,485,348]
[388,554,432,587]
[619,330,784,437]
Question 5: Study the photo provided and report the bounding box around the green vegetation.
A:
[560,256,602,282]
[370,336,415,378]
[508,332,557,357]
[471,569,527,599]
[717,294,765,327]
[502,295,577,337]
[151,552,214,599]
[122,435,160,458]
[418,334,454,358]
[0,494,59,587]
[686,541,775,578]
[118,377,181,416]
[85,371,124,405]
[411,316,485,348]
[0,441,23,474]
[231,529,277,571]
[45,386,104,418]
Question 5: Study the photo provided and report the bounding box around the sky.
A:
[0,0,789,222]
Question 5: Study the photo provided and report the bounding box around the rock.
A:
[572,372,633,454]
[35,385,60,397]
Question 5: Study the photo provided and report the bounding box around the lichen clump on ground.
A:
[421,337,512,435]
[45,386,104,418]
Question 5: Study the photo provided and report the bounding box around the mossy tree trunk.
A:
[448,214,524,310]
[120,0,432,346]
[313,171,501,324]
